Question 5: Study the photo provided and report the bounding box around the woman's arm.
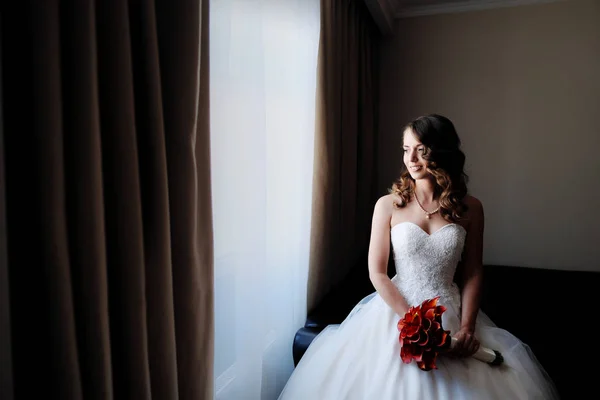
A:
[368,195,410,317]
[460,197,484,330]
[453,196,485,356]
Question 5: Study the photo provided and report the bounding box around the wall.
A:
[378,0,600,271]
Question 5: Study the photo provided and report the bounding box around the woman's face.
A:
[403,128,429,180]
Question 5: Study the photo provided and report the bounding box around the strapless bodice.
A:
[390,222,467,311]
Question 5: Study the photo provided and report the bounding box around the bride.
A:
[278,114,559,399]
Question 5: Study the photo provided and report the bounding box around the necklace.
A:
[413,191,440,219]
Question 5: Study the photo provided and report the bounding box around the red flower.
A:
[397,296,452,371]
[397,307,421,339]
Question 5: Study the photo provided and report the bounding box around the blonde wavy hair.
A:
[390,114,469,222]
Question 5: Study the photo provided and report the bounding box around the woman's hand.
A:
[451,327,480,357]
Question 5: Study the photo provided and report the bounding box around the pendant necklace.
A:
[413,191,439,219]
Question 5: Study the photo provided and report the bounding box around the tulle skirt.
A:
[279,284,559,400]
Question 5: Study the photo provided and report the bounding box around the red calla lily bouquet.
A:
[397,297,504,371]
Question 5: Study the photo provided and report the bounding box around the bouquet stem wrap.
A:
[450,337,504,366]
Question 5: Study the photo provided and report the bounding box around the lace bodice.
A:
[391,222,466,311]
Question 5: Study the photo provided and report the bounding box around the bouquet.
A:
[397,296,504,371]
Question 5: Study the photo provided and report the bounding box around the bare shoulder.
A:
[463,195,484,225]
[464,195,483,212]
[373,194,396,219]
[374,193,395,211]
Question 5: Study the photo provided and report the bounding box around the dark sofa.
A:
[292,263,600,398]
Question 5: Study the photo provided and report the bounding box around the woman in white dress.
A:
[278,114,559,399]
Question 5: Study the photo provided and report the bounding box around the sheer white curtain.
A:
[209,0,320,399]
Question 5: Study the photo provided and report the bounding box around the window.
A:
[210,0,320,398]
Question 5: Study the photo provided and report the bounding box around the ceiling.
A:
[393,0,567,18]
[364,0,567,36]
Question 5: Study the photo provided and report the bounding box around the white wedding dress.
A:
[278,222,559,400]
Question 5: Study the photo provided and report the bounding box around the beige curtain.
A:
[308,0,381,312]
[0,0,213,399]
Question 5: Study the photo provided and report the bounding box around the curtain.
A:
[0,15,12,399]
[0,0,213,398]
[307,0,381,312]
[210,0,320,399]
